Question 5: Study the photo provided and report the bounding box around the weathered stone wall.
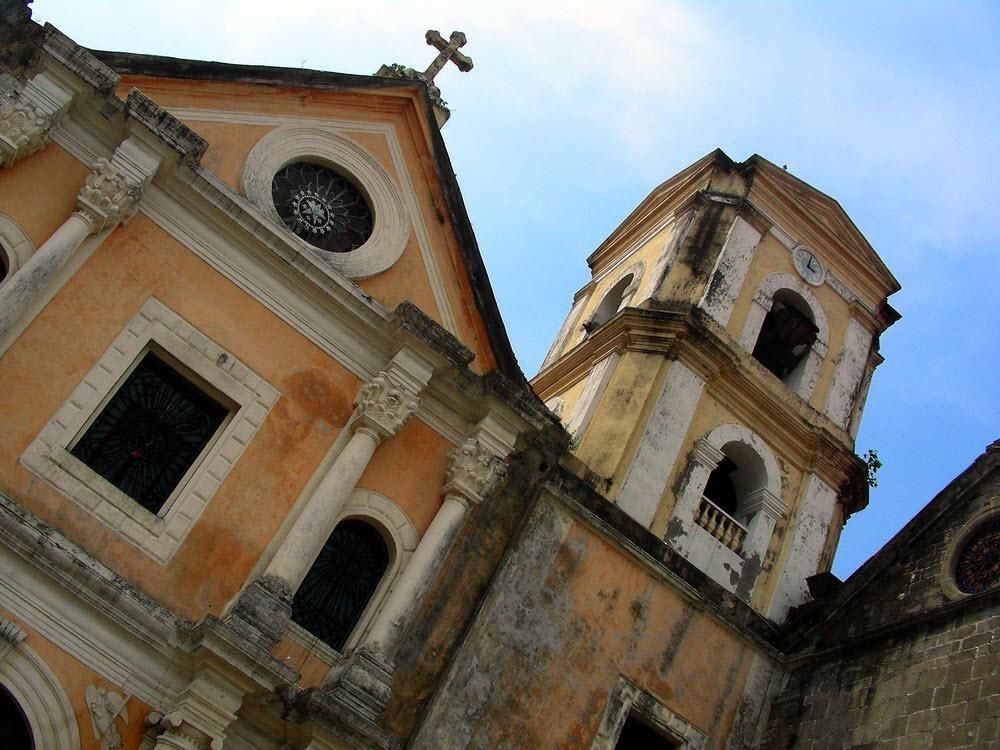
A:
[762,444,1000,749]
[764,604,999,750]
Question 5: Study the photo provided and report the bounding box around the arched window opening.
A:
[696,442,769,554]
[703,457,738,517]
[0,244,9,284]
[0,685,34,750]
[292,518,390,651]
[751,289,818,384]
[584,273,634,333]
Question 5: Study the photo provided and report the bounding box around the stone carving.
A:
[141,711,223,750]
[375,30,474,119]
[85,685,128,750]
[76,158,141,234]
[0,615,26,664]
[443,437,507,505]
[354,371,419,439]
[0,90,51,168]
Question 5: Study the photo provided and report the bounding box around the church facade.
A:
[0,3,995,749]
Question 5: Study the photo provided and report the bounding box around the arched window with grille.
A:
[291,518,391,652]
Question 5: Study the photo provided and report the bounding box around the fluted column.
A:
[0,136,160,355]
[0,71,74,168]
[265,370,420,592]
[362,436,506,664]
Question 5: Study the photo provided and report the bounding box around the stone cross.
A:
[423,30,473,81]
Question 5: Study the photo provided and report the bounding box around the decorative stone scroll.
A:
[354,371,420,439]
[0,90,51,168]
[76,158,141,234]
[443,437,507,506]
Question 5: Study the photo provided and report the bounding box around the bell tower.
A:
[532,150,900,619]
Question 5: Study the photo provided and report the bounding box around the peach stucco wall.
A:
[0,213,453,621]
[118,75,498,373]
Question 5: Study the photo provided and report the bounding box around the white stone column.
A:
[539,294,587,371]
[0,137,161,355]
[672,438,725,528]
[265,369,420,591]
[0,71,75,168]
[361,436,506,664]
[739,487,786,562]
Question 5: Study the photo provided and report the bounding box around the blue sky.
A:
[32,1,999,578]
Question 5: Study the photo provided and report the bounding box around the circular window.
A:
[954,516,1000,594]
[243,126,410,279]
[271,162,373,253]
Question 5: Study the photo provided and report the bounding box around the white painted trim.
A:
[0,636,81,749]
[20,297,279,564]
[48,112,475,452]
[823,316,873,429]
[0,539,184,711]
[564,352,620,440]
[171,107,458,334]
[0,213,34,283]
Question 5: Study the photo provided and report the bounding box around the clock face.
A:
[793,246,825,285]
[271,162,373,253]
[954,517,1000,595]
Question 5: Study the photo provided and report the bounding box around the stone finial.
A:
[0,89,51,168]
[76,158,141,234]
[354,371,420,440]
[443,437,507,506]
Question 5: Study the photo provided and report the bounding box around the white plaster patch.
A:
[638,210,693,303]
[616,361,705,527]
[767,474,837,621]
[824,317,873,428]
[699,216,762,327]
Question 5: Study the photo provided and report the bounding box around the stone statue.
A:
[85,684,128,750]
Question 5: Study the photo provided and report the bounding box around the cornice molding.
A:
[532,304,863,493]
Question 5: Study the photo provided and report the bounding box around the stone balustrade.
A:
[695,496,747,554]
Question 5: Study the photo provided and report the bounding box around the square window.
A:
[69,350,232,515]
[21,298,279,563]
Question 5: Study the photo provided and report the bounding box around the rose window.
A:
[271,161,373,253]
[954,516,1000,594]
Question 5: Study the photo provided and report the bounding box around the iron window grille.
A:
[291,519,390,652]
[70,350,230,516]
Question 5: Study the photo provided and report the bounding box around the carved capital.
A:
[76,158,141,234]
[443,437,507,505]
[0,91,51,168]
[353,371,419,440]
[142,712,222,750]
[741,487,786,521]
